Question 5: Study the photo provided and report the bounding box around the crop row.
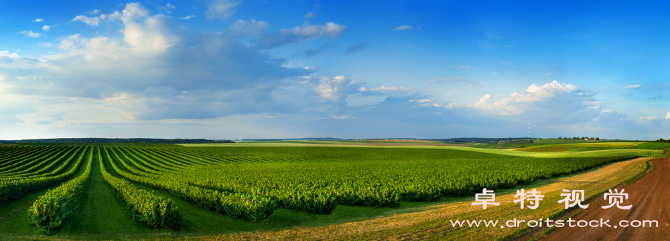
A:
[0,147,87,205]
[1,147,80,178]
[103,147,276,222]
[99,147,182,229]
[108,147,639,215]
[156,151,640,211]
[0,146,72,175]
[27,147,93,234]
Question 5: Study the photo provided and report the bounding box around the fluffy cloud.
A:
[33,18,43,22]
[258,21,345,48]
[473,80,578,115]
[205,0,241,20]
[72,15,101,26]
[179,15,196,20]
[624,84,641,89]
[18,30,41,38]
[395,25,413,30]
[367,86,410,92]
[638,116,658,122]
[304,12,314,19]
[229,19,269,35]
[665,112,670,120]
[1,3,312,122]
[310,76,362,103]
[0,51,43,69]
[73,9,122,26]
[42,25,50,31]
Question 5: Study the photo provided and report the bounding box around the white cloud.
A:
[665,112,670,120]
[474,80,578,115]
[543,72,554,77]
[90,9,100,14]
[33,18,43,22]
[18,30,41,38]
[601,109,612,113]
[311,76,361,102]
[444,103,463,109]
[42,25,50,31]
[0,51,19,58]
[409,98,440,107]
[167,3,176,10]
[395,25,413,30]
[0,2,312,124]
[259,21,345,48]
[368,86,410,92]
[304,12,314,18]
[637,116,658,124]
[624,84,641,89]
[229,19,269,35]
[72,15,101,26]
[205,0,241,20]
[57,34,82,50]
[120,3,150,23]
[474,94,491,107]
[179,15,196,20]
[100,11,122,21]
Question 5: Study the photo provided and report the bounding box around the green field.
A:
[0,141,666,239]
[514,142,641,152]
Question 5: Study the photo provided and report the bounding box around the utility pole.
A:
[527,122,530,138]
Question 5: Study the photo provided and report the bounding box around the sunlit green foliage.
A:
[27,147,93,234]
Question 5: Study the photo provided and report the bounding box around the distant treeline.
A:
[241,138,344,141]
[558,137,600,140]
[0,138,234,144]
[658,138,670,143]
[430,137,537,143]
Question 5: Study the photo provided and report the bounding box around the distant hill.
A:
[429,137,538,143]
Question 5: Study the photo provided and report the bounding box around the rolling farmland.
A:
[0,142,665,240]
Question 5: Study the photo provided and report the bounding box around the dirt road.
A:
[538,158,670,241]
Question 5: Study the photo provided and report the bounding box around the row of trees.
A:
[557,137,600,140]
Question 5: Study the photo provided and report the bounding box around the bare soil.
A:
[535,158,670,241]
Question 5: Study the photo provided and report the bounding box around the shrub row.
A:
[104,147,276,222]
[0,147,86,205]
[27,148,93,234]
[99,147,181,229]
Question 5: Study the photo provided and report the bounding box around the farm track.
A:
[537,157,670,241]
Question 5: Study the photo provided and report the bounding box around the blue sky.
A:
[0,0,668,140]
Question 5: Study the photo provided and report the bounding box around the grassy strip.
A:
[27,147,93,234]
